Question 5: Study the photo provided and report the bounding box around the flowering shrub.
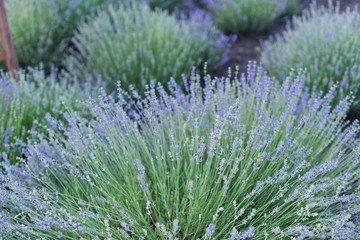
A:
[261,2,360,111]
[1,63,360,239]
[0,67,98,163]
[5,0,65,68]
[207,0,301,33]
[66,2,234,92]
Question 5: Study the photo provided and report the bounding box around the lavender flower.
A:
[188,180,194,199]
[134,159,149,190]
[206,223,216,236]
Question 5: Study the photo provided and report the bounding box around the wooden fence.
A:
[0,0,18,78]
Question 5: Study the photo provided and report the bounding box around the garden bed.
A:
[214,0,360,77]
[213,0,360,121]
[2,0,360,239]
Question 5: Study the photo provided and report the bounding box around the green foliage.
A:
[208,0,301,33]
[145,0,194,11]
[2,64,360,239]
[5,0,65,68]
[284,0,301,15]
[65,2,232,93]
[4,0,118,70]
[54,0,118,40]
[0,67,98,163]
[261,1,360,111]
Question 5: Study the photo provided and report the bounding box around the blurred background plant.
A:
[144,0,195,11]
[206,0,301,33]
[4,0,120,71]
[53,0,119,40]
[65,2,234,93]
[261,1,360,111]
[4,0,65,69]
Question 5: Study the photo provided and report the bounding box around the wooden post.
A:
[0,0,19,79]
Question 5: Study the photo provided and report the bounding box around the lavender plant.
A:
[206,0,301,33]
[2,63,360,239]
[0,67,99,163]
[5,0,65,68]
[261,1,360,111]
[65,2,234,92]
[54,0,118,40]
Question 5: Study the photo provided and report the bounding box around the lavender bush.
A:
[65,2,234,92]
[261,1,360,111]
[0,67,99,163]
[1,63,360,239]
[5,0,65,68]
[206,0,301,33]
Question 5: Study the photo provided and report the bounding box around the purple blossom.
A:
[134,159,148,190]
[206,223,216,235]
